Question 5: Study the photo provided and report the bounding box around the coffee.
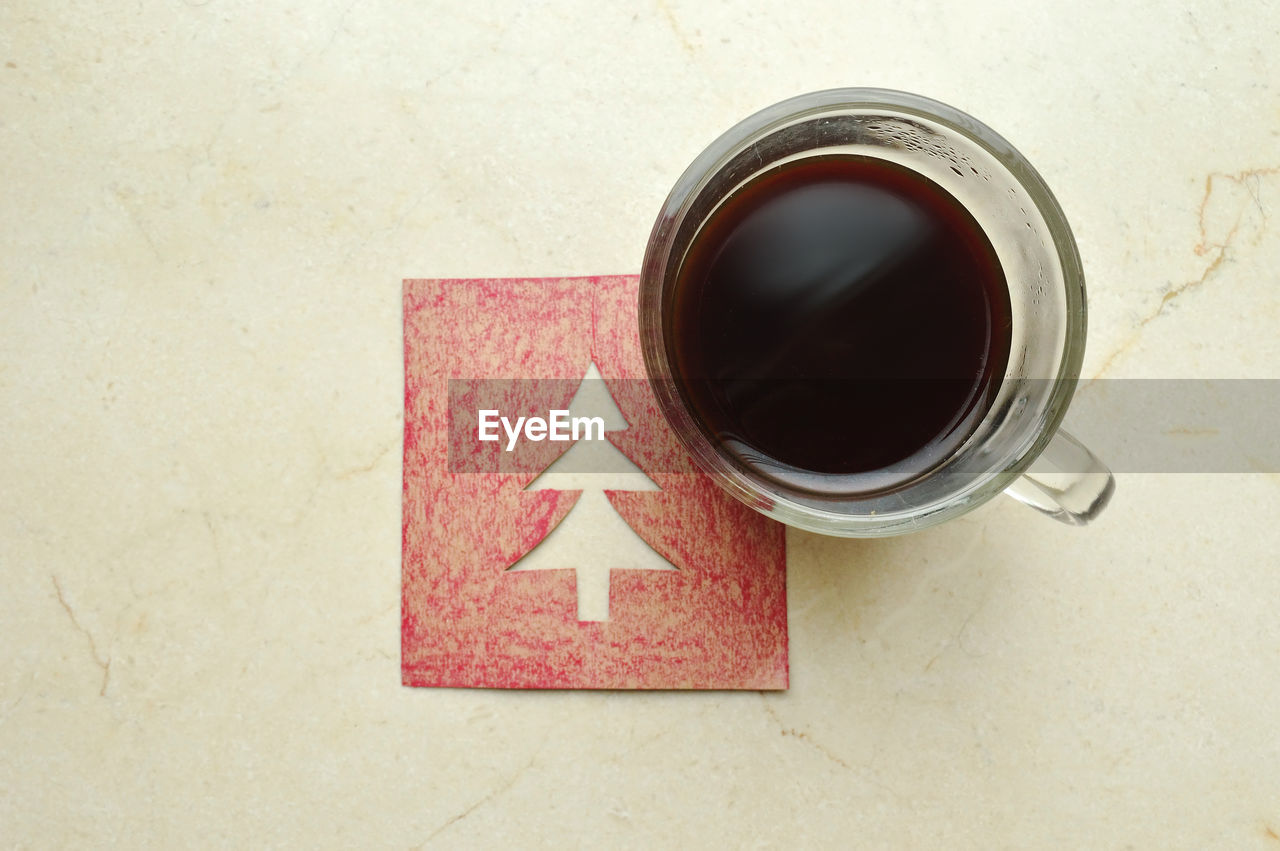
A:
[668,154,1012,494]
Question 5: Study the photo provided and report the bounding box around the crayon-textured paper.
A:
[402,276,788,689]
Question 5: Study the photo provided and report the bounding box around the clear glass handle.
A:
[1003,429,1115,525]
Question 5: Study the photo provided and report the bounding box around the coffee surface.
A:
[669,154,1012,492]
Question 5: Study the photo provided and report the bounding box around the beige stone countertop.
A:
[3,1,1279,847]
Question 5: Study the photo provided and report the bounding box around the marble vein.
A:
[1089,166,1278,381]
[416,751,540,847]
[51,575,111,697]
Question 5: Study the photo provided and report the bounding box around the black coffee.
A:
[669,154,1012,493]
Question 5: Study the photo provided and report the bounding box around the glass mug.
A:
[639,88,1114,537]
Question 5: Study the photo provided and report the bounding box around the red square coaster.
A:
[402,276,788,689]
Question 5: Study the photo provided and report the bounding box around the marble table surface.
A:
[3,0,1279,846]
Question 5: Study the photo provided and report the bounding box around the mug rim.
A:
[639,87,1087,536]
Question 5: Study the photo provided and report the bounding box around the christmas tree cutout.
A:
[506,362,676,621]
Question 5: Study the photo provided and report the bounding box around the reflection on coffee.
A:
[669,155,1012,493]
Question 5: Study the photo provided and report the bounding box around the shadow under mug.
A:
[639,88,1114,537]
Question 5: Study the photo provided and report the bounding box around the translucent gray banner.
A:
[443,379,1280,475]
